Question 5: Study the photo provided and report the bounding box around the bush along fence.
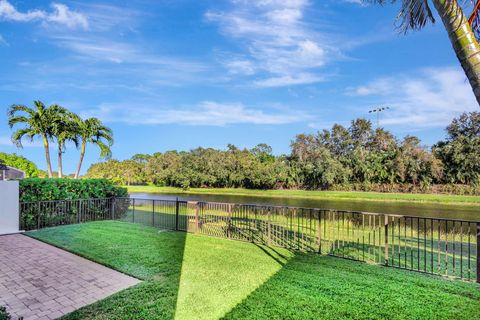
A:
[20,198,130,230]
[20,197,480,283]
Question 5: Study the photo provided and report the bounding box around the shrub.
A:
[329,183,480,195]
[0,306,11,320]
[0,152,39,177]
[19,178,128,202]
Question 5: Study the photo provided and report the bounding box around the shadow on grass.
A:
[252,243,288,266]
[220,252,480,320]
[26,220,480,320]
[27,221,188,320]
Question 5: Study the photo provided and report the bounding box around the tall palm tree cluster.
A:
[7,101,113,179]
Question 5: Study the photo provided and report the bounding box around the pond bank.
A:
[126,186,480,206]
[126,186,480,221]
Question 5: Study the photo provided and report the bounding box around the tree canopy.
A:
[86,113,480,193]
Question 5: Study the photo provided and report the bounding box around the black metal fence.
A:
[20,198,130,231]
[20,197,480,283]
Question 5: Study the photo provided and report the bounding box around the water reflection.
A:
[129,192,480,221]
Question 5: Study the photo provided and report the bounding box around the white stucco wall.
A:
[0,181,20,235]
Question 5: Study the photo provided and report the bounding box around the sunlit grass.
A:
[27,221,480,319]
[122,205,478,279]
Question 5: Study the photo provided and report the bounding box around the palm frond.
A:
[11,128,35,148]
[75,117,115,157]
[33,101,46,112]
[7,115,30,128]
[365,0,435,33]
[7,104,34,120]
[96,140,113,159]
[398,0,435,32]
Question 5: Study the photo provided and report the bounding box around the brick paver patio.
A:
[0,234,141,320]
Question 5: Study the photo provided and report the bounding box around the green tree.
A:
[7,101,65,178]
[369,0,480,104]
[434,112,480,184]
[145,151,181,186]
[131,153,151,164]
[0,153,39,177]
[73,116,114,179]
[119,160,146,185]
[52,109,79,178]
[251,144,275,163]
[291,132,351,188]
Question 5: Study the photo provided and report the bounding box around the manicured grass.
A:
[27,221,291,320]
[127,185,480,205]
[27,221,480,320]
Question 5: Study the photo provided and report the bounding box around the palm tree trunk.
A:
[58,142,63,178]
[43,136,53,178]
[433,0,480,105]
[74,142,86,179]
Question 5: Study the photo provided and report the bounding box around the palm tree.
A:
[369,0,480,105]
[73,116,114,179]
[7,101,66,178]
[52,111,79,178]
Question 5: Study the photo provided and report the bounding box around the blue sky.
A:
[0,0,478,174]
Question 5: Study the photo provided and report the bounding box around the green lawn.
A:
[27,221,480,320]
[126,185,480,205]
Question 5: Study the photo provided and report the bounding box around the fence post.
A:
[476,222,480,283]
[250,206,254,243]
[267,207,271,246]
[384,215,389,266]
[132,198,135,223]
[77,200,80,224]
[318,210,322,254]
[37,202,41,230]
[195,202,200,233]
[111,198,115,220]
[175,198,179,231]
[152,199,155,227]
[227,204,232,239]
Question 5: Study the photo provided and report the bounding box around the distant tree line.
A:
[85,112,480,194]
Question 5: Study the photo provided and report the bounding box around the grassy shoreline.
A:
[126,185,480,206]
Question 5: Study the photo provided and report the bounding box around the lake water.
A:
[129,192,480,221]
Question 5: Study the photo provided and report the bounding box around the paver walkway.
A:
[0,234,140,320]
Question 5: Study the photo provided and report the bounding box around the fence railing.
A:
[20,198,130,231]
[20,197,480,283]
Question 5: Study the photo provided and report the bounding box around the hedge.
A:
[19,178,128,202]
[329,183,480,195]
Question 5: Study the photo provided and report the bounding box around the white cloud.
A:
[73,3,140,32]
[46,3,88,29]
[342,0,366,5]
[82,101,311,126]
[254,73,324,88]
[206,0,336,87]
[347,67,478,128]
[45,35,209,87]
[224,59,256,76]
[0,0,45,21]
[0,34,211,92]
[0,0,88,29]
[53,36,205,71]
